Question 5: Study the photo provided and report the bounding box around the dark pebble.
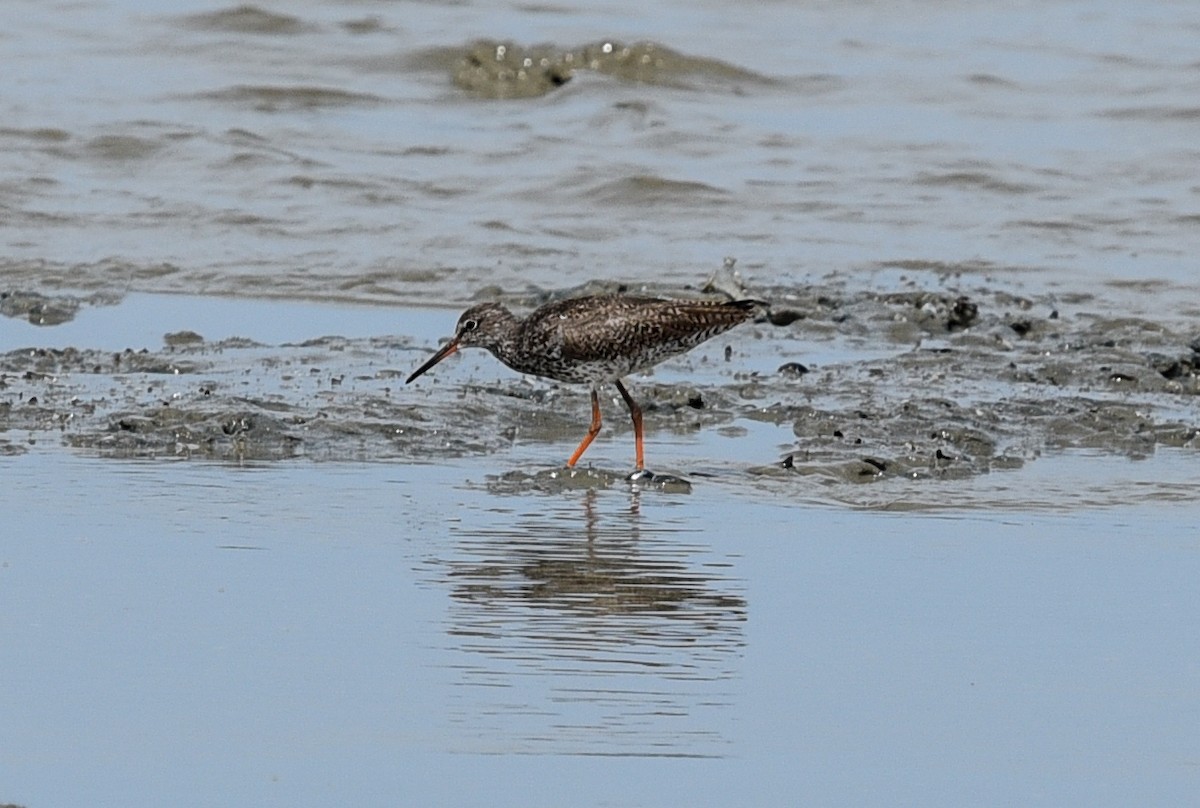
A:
[778,361,809,377]
[767,308,805,327]
[947,296,979,331]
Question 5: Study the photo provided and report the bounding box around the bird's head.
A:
[405,302,516,384]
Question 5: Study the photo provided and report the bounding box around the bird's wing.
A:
[520,296,647,363]
[545,297,751,363]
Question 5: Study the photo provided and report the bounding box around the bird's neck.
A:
[483,311,525,370]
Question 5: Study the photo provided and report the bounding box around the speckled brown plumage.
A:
[406,294,756,470]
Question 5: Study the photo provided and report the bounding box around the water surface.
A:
[3,0,1200,805]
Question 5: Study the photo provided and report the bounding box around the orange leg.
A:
[567,388,603,467]
[614,379,644,470]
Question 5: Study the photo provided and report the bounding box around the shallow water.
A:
[3,449,1199,805]
[4,0,1200,306]
[3,294,1199,806]
[3,0,1200,804]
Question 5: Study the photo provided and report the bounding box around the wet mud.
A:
[2,274,1198,494]
[431,39,775,99]
[0,289,119,327]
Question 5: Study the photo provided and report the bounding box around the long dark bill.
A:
[405,339,460,384]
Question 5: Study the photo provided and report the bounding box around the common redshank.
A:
[405,294,757,470]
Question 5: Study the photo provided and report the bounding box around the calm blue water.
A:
[2,448,1198,806]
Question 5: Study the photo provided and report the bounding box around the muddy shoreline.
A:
[3,275,1197,495]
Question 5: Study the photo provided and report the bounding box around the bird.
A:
[405,294,757,470]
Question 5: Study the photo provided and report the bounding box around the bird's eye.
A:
[462,318,478,332]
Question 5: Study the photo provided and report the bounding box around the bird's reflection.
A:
[439,482,747,757]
